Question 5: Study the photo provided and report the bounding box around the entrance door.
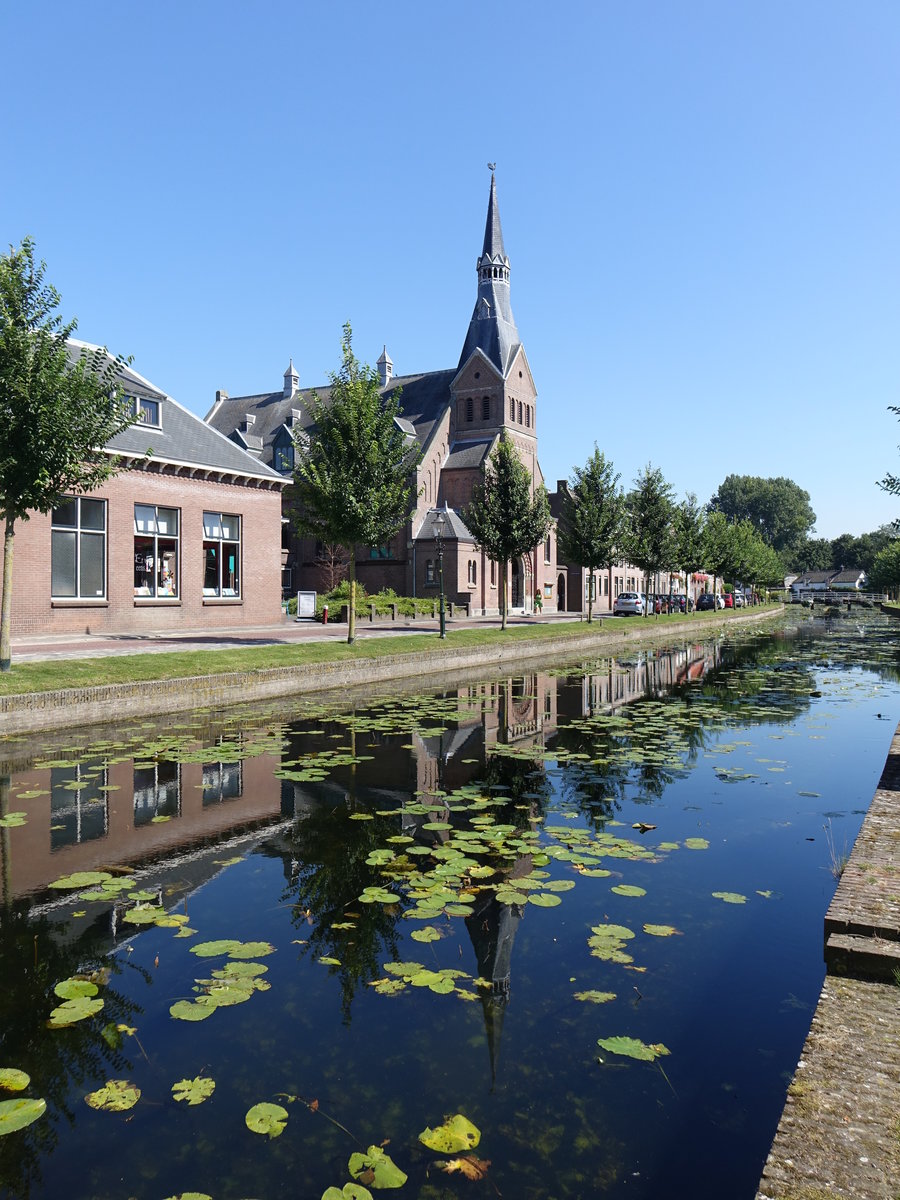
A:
[511,559,522,608]
[557,573,566,612]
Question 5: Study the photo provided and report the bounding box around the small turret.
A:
[377,346,393,388]
[283,359,299,398]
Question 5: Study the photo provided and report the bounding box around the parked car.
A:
[733,592,744,608]
[613,591,644,616]
[670,594,690,613]
[696,593,717,611]
[723,593,734,609]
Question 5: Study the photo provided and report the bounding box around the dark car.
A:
[696,594,717,611]
[670,594,688,613]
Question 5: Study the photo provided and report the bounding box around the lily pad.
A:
[169,1000,215,1022]
[684,838,709,850]
[597,1036,670,1062]
[611,884,646,898]
[348,1145,408,1189]
[47,997,104,1027]
[418,1112,481,1154]
[48,871,112,890]
[190,939,242,958]
[54,977,99,1000]
[0,1097,46,1135]
[0,1069,30,1093]
[246,1101,289,1138]
[712,891,747,904]
[0,812,26,828]
[573,990,616,1004]
[410,926,442,943]
[85,1079,141,1111]
[172,1076,216,1106]
[642,924,678,937]
[322,1185,373,1200]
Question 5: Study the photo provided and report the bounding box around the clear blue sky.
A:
[3,1,899,540]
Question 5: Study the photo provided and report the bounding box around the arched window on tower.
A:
[509,397,515,422]
[517,400,523,423]
[482,396,490,420]
[466,397,474,422]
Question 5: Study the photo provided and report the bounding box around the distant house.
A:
[789,567,866,600]
[2,342,286,637]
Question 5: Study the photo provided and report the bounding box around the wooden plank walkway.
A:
[757,726,900,1199]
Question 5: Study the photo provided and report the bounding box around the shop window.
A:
[134,504,179,597]
[203,512,241,597]
[51,496,106,598]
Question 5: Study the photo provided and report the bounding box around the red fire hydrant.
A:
[322,604,328,625]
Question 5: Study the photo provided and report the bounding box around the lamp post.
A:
[434,511,446,639]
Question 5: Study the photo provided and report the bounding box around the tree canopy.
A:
[708,474,815,556]
[290,323,421,643]
[624,464,675,610]
[464,435,552,629]
[556,447,625,622]
[0,237,134,671]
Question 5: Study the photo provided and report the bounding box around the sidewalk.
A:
[9,610,584,662]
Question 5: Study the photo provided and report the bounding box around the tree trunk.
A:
[347,554,357,644]
[587,568,594,623]
[0,517,14,672]
[500,560,508,630]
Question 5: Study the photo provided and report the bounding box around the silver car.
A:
[613,591,645,616]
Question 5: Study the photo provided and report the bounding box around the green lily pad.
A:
[47,997,104,1027]
[53,978,99,1000]
[611,884,646,897]
[684,838,709,850]
[163,1193,213,1200]
[172,1076,216,1106]
[712,891,747,904]
[169,1000,215,1022]
[348,1145,408,1188]
[85,1079,141,1111]
[190,939,242,958]
[528,892,562,907]
[574,990,616,1004]
[246,1101,289,1138]
[322,1185,373,1200]
[123,905,166,925]
[0,1069,30,1093]
[418,1112,481,1153]
[410,926,442,943]
[0,812,26,828]
[0,1097,46,1135]
[48,871,113,890]
[597,1036,670,1062]
[643,924,678,937]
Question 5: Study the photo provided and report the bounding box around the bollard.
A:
[323,604,328,624]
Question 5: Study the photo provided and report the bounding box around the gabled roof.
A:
[67,340,283,483]
[415,505,475,543]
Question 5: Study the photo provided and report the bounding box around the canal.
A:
[1,610,899,1199]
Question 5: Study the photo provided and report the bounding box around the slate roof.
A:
[67,340,283,483]
[443,439,494,470]
[415,505,475,543]
[457,172,521,377]
[207,369,456,473]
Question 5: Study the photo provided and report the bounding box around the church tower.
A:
[451,170,539,480]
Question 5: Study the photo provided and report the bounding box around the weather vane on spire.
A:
[487,161,496,172]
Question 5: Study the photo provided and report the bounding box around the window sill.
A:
[202,598,243,606]
[134,598,182,607]
[51,599,109,608]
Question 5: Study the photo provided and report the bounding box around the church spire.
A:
[457,169,521,376]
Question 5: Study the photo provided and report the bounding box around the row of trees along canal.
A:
[4,236,900,664]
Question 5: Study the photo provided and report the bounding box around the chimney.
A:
[215,389,229,404]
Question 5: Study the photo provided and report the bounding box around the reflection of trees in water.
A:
[0,904,144,1199]
[272,806,403,1024]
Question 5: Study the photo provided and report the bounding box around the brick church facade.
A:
[206,173,559,616]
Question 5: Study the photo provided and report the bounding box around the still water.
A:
[2,612,900,1200]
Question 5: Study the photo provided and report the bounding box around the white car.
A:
[613,591,645,616]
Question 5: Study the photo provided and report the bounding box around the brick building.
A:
[206,173,558,616]
[1,342,285,637]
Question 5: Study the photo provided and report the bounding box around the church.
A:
[206,173,559,616]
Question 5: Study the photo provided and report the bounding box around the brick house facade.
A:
[1,344,285,637]
[206,173,558,616]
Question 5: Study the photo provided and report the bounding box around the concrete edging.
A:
[0,608,781,735]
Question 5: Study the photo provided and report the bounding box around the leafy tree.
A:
[464,435,552,630]
[701,510,732,598]
[623,464,675,613]
[0,238,134,672]
[672,493,705,610]
[868,542,900,598]
[791,537,833,573]
[556,446,625,622]
[291,323,421,644]
[708,474,815,555]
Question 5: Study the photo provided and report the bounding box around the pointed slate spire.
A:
[457,170,521,376]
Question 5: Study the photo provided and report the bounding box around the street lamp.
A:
[434,511,446,639]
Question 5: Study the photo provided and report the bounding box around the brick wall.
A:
[0,465,284,636]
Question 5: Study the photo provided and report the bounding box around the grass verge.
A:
[0,606,782,699]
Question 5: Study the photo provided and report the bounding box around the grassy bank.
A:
[0,606,782,698]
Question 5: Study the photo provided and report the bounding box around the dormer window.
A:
[132,396,161,427]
